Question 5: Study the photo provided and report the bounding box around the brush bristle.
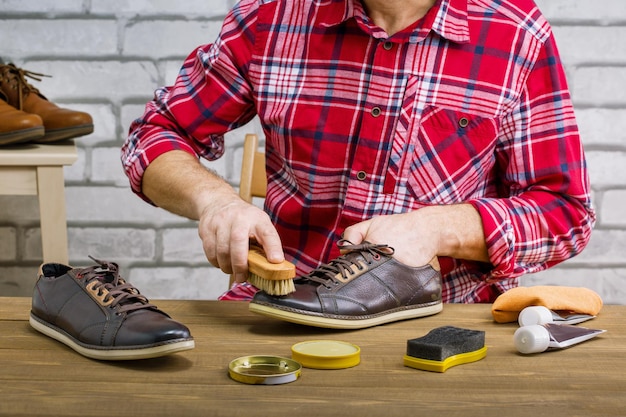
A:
[248,272,296,296]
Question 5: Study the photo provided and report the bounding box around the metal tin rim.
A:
[228,355,302,385]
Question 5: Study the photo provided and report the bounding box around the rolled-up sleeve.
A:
[469,32,596,279]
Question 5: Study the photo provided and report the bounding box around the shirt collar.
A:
[314,0,470,44]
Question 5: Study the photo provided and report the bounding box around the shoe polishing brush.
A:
[404,326,487,372]
[246,245,296,296]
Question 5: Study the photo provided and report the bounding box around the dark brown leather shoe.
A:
[0,63,93,143]
[249,241,443,329]
[30,258,194,360]
[0,90,44,145]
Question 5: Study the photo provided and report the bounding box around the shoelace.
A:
[0,63,49,110]
[303,241,394,289]
[77,256,156,314]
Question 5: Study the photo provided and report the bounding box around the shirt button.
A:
[356,171,367,181]
[371,107,382,117]
[458,117,469,128]
[382,41,393,50]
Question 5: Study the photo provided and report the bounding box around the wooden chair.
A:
[228,133,266,287]
[238,133,266,204]
[0,141,77,265]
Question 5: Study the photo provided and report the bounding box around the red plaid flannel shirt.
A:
[122,0,595,302]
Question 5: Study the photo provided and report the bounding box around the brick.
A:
[66,227,157,261]
[23,228,42,260]
[123,21,223,59]
[535,0,626,23]
[0,196,40,223]
[564,230,626,265]
[0,267,39,297]
[162,228,206,263]
[572,67,626,106]
[520,267,626,305]
[64,147,87,183]
[1,20,117,57]
[0,227,17,261]
[586,151,626,188]
[90,0,230,17]
[20,61,158,102]
[91,147,132,185]
[576,109,626,147]
[70,103,117,144]
[64,186,191,224]
[553,27,626,66]
[0,0,83,13]
[121,103,148,137]
[127,266,229,300]
[600,191,626,226]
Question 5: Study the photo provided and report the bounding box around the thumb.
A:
[341,221,370,245]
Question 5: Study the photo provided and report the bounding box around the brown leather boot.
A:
[0,89,45,145]
[0,63,93,143]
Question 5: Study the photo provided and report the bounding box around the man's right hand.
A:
[198,197,284,283]
[142,150,284,282]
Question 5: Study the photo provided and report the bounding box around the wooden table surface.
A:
[1,297,624,417]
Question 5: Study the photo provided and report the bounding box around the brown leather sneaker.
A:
[0,90,44,145]
[249,241,443,329]
[0,63,93,143]
[30,258,195,360]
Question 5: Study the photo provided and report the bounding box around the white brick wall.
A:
[0,0,624,305]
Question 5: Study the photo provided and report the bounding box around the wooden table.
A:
[0,141,77,264]
[1,297,624,417]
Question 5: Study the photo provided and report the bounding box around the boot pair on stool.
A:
[0,63,93,146]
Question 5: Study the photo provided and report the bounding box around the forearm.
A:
[142,150,240,221]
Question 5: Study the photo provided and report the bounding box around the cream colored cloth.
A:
[491,286,603,323]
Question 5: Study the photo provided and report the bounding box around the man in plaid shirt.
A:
[122,0,595,303]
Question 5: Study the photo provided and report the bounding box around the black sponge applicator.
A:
[404,326,487,372]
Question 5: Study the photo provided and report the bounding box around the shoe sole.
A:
[0,126,45,145]
[249,301,443,329]
[35,124,94,143]
[29,313,195,360]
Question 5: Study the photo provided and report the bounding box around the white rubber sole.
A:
[29,314,195,360]
[249,302,443,329]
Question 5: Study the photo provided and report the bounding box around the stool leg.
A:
[36,166,69,265]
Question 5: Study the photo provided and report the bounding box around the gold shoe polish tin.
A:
[228,355,302,385]
[291,340,360,369]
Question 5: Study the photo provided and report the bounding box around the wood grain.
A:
[1,297,624,417]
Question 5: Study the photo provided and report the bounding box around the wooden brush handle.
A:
[248,245,296,281]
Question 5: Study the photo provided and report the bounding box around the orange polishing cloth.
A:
[491,286,603,323]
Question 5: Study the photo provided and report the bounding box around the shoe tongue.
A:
[73,264,118,285]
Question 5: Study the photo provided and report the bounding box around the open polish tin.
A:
[229,355,302,385]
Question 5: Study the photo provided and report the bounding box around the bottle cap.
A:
[518,306,553,327]
[514,325,550,354]
[291,340,360,369]
[228,355,302,385]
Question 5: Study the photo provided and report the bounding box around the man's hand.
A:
[142,150,284,282]
[198,198,284,283]
[341,204,490,267]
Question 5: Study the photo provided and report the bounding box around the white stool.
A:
[0,140,77,264]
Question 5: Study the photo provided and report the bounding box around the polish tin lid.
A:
[291,340,361,369]
[228,355,302,385]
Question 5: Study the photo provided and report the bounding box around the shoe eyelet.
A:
[373,254,381,261]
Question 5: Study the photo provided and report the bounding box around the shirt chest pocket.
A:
[402,105,500,204]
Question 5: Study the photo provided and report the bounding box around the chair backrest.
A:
[229,133,267,288]
[239,133,267,203]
